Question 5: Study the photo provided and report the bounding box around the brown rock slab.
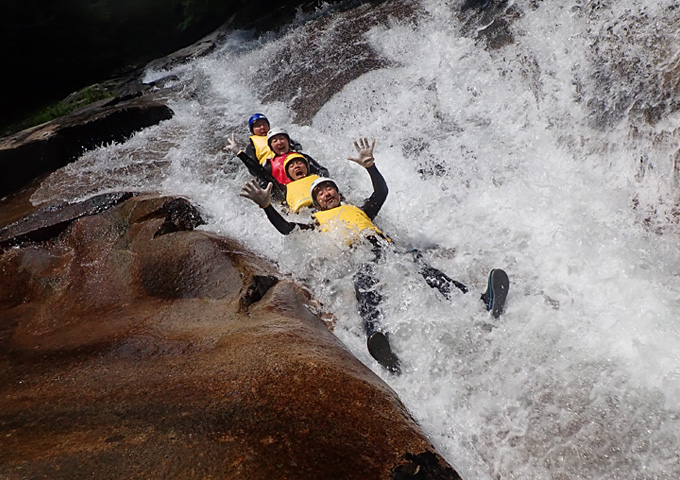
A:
[0,194,461,479]
[0,192,136,248]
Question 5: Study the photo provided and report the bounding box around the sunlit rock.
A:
[0,192,135,249]
[0,194,461,480]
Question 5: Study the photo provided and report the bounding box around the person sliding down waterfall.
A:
[233,148,320,213]
[224,119,328,204]
[278,153,321,213]
[261,126,328,187]
[239,138,509,374]
[224,113,303,165]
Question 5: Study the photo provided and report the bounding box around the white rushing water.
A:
[31,1,680,478]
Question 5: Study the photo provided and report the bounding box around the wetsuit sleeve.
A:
[237,152,286,202]
[304,153,330,178]
[263,205,314,235]
[360,165,388,220]
[261,159,280,192]
[237,150,263,179]
[244,140,257,164]
[262,159,272,176]
[290,138,303,151]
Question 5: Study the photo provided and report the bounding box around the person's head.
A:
[310,177,341,210]
[267,127,292,155]
[284,153,310,181]
[248,113,270,136]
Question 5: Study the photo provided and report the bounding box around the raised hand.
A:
[347,137,376,168]
[239,180,272,208]
[223,133,240,155]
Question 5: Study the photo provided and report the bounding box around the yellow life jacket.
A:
[286,174,318,213]
[250,134,274,165]
[312,204,383,238]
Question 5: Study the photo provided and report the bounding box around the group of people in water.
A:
[224,113,509,374]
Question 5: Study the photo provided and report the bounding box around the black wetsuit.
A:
[259,165,467,337]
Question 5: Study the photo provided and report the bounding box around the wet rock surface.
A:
[0,194,461,480]
[457,0,519,50]
[253,0,422,125]
[0,96,173,198]
[0,192,135,249]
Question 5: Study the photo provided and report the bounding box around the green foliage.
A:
[1,0,235,132]
[2,86,113,137]
[2,0,311,134]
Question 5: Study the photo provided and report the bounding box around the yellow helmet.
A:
[283,153,310,180]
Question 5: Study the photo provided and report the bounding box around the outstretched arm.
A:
[224,134,261,177]
[361,165,388,220]
[243,140,258,164]
[239,180,312,235]
[237,152,286,202]
[227,135,286,202]
[348,138,388,220]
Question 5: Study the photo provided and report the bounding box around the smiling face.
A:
[314,182,341,210]
[251,119,269,136]
[286,158,309,180]
[269,134,291,155]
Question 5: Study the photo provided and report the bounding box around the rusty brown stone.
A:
[0,194,461,480]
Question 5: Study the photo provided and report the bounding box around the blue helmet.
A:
[248,113,269,133]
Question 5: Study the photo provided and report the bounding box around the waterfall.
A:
[29,1,680,478]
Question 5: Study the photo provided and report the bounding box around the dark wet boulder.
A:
[0,193,462,480]
[458,0,519,51]
[252,0,422,125]
[0,95,173,198]
[460,0,494,11]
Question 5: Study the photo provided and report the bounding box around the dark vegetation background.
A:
[0,0,350,135]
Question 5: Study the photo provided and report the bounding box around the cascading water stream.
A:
[29,1,680,478]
